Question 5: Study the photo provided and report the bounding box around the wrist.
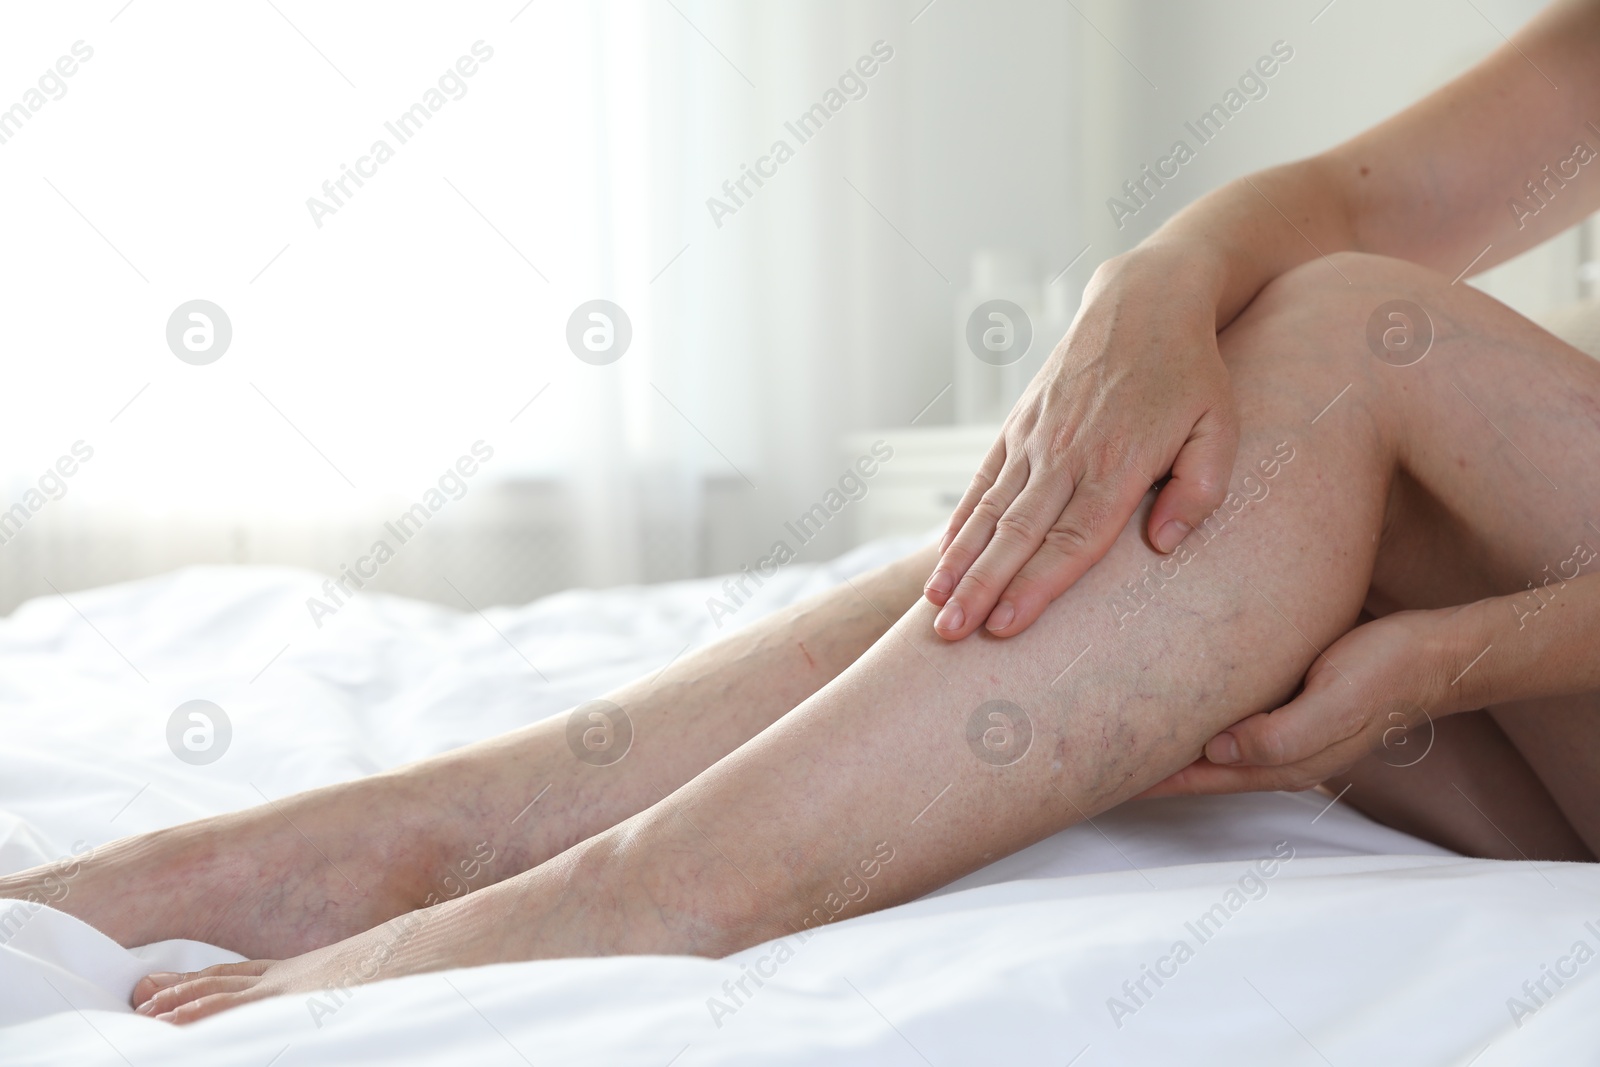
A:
[1086,241,1228,326]
[1429,597,1517,715]
[1096,239,1228,296]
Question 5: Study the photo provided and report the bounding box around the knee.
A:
[1220,251,1451,384]
[1273,250,1442,300]
[1246,251,1445,343]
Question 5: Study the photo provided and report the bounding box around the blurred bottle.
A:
[954,250,1078,425]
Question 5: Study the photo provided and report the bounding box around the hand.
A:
[925,246,1240,640]
[1141,608,1469,798]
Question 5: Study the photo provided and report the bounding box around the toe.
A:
[159,989,262,1025]
[139,975,264,1020]
[135,960,275,1015]
[132,971,187,1007]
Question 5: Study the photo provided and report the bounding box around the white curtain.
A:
[0,1,931,609]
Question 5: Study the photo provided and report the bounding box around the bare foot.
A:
[131,856,585,1022]
[131,822,758,1023]
[0,772,485,961]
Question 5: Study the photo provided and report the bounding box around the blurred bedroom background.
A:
[0,0,1592,616]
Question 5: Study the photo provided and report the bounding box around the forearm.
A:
[1114,156,1358,331]
[1106,0,1600,330]
[1448,569,1600,713]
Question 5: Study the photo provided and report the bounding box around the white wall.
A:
[1058,0,1586,316]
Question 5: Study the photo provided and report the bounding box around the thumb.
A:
[1207,684,1360,768]
[1149,401,1239,554]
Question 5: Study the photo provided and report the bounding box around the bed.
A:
[3,534,1597,1065]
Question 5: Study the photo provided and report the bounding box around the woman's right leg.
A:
[1327,706,1594,862]
[1224,253,1600,864]
[0,545,935,960]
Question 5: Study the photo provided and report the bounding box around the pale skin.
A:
[2,0,1599,1026]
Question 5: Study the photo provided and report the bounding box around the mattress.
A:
[2,535,1596,1064]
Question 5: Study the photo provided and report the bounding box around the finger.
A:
[929,459,1034,637]
[1148,400,1239,553]
[985,472,1147,637]
[928,437,1013,606]
[938,470,1078,639]
[138,975,263,1018]
[1206,687,1366,768]
[938,435,1009,557]
[1135,760,1214,799]
[1136,758,1323,798]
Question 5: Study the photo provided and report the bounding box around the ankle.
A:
[356,767,494,911]
[591,820,784,959]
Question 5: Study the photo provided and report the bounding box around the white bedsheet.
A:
[2,536,1597,1064]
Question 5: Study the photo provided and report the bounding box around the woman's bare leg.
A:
[0,548,933,960]
[1489,693,1600,855]
[1313,258,1600,861]
[1328,708,1593,862]
[137,250,1600,1021]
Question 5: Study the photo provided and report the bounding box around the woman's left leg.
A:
[0,545,934,960]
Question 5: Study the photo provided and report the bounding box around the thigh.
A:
[1226,251,1600,603]
[1226,251,1600,856]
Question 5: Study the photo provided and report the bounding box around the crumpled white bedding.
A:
[2,535,1597,1065]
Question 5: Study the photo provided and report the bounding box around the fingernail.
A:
[925,570,954,598]
[1155,521,1191,554]
[1208,734,1241,764]
[141,972,182,990]
[935,601,964,632]
[986,603,1015,632]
